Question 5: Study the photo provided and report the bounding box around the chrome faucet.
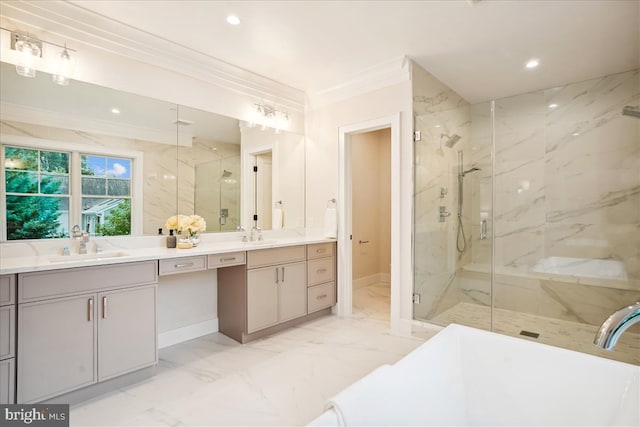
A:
[593,301,640,350]
[250,226,262,241]
[72,224,90,254]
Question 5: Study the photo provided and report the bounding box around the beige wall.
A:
[351,128,391,280]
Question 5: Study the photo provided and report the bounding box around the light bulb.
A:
[52,48,71,86]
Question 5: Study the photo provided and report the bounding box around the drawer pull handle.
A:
[317,294,328,300]
[359,240,369,244]
[281,266,285,282]
[174,262,194,268]
[317,268,327,274]
[220,257,237,262]
[316,248,327,253]
[88,298,93,322]
[102,296,108,319]
[275,268,279,284]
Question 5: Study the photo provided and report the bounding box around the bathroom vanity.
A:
[0,238,337,404]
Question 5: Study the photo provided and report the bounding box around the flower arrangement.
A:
[165,214,207,236]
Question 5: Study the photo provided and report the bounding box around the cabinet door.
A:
[0,358,14,404]
[278,261,307,323]
[18,294,97,403]
[247,266,279,333]
[98,285,157,381]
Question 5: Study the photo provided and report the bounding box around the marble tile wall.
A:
[412,63,473,320]
[471,70,640,283]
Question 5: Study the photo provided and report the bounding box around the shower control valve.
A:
[439,206,451,222]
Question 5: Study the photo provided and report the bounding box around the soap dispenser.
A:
[166,229,177,248]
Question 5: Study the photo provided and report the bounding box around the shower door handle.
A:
[480,219,488,240]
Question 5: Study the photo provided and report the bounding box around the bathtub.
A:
[308,324,639,426]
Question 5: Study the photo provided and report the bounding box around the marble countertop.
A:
[0,235,336,274]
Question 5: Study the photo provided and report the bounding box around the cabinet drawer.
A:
[247,245,305,269]
[19,261,158,303]
[208,252,246,269]
[0,358,14,404]
[0,306,15,360]
[307,257,335,286]
[307,243,335,260]
[308,282,336,314]
[159,256,207,276]
[0,275,15,307]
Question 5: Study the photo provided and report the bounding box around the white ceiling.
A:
[66,0,640,104]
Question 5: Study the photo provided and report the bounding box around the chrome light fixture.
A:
[52,46,71,86]
[249,103,290,133]
[13,34,41,78]
[6,29,76,84]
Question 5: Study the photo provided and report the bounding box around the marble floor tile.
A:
[70,282,427,426]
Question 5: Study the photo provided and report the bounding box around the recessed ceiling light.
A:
[572,132,580,136]
[226,15,241,25]
[525,59,540,69]
[435,124,441,128]
[548,103,558,109]
[111,108,120,114]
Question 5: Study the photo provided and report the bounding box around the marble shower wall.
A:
[412,63,474,321]
[193,139,241,233]
[472,69,640,282]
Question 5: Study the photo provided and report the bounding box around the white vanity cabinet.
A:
[16,261,157,403]
[0,274,16,404]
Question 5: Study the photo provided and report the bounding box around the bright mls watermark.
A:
[1,405,69,427]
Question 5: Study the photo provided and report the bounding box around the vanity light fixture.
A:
[525,58,540,69]
[6,29,76,82]
[249,103,289,133]
[226,15,241,25]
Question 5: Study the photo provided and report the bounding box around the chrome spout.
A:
[594,301,640,350]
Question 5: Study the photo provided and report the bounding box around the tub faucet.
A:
[593,301,640,350]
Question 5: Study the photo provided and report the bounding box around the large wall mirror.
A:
[0,61,305,241]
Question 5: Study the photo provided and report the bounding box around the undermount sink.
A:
[311,324,639,426]
[244,239,277,245]
[48,251,130,263]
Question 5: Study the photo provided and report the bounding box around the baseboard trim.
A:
[353,273,391,289]
[158,319,219,349]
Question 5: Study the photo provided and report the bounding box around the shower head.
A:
[222,170,232,178]
[622,106,640,119]
[461,167,481,177]
[442,133,462,148]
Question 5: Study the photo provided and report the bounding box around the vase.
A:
[177,232,193,249]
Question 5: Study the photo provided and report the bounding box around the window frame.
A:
[1,135,144,241]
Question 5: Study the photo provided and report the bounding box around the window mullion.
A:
[70,152,82,230]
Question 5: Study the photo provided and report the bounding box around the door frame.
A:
[337,113,401,327]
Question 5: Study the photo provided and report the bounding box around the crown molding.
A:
[306,55,412,110]
[0,0,305,112]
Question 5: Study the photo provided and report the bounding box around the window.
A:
[2,145,135,240]
[81,155,132,236]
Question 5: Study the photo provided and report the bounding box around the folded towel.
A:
[272,207,283,230]
[324,207,337,238]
